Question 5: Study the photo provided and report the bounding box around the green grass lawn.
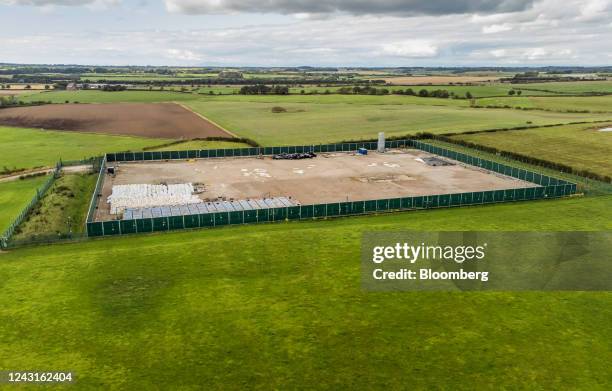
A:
[186,99,612,145]
[451,122,612,178]
[0,175,49,233]
[12,173,97,239]
[0,126,171,170]
[1,195,610,389]
[477,95,612,112]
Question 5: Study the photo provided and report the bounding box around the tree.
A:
[517,90,522,96]
[418,89,429,97]
[508,90,516,95]
[465,91,473,99]
[44,85,50,90]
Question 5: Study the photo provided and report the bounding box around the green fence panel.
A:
[514,188,526,200]
[229,211,244,225]
[214,212,229,226]
[103,221,120,235]
[483,191,495,203]
[244,209,258,223]
[106,153,116,162]
[159,151,169,160]
[257,208,270,222]
[447,193,459,206]
[134,152,144,161]
[376,199,389,211]
[287,206,301,220]
[474,192,485,204]
[272,207,287,221]
[338,202,351,215]
[288,146,296,153]
[364,200,377,212]
[438,194,450,207]
[187,150,197,159]
[87,222,104,237]
[178,151,187,159]
[313,204,327,217]
[200,213,215,227]
[143,151,153,161]
[351,201,365,214]
[389,198,401,210]
[263,147,273,155]
[201,149,211,158]
[413,196,424,208]
[534,187,545,199]
[524,187,535,200]
[168,216,184,230]
[327,203,340,216]
[136,218,153,233]
[120,220,137,234]
[426,195,439,208]
[217,149,226,157]
[300,205,314,218]
[152,217,168,231]
[224,149,234,157]
[503,189,515,201]
[401,197,413,209]
[493,190,505,202]
[150,151,161,160]
[184,215,199,228]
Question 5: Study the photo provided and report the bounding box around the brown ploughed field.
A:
[0,103,232,139]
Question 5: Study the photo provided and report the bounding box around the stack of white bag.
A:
[108,183,201,214]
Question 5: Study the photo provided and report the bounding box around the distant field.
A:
[1,195,610,389]
[451,122,612,177]
[0,126,170,170]
[19,90,198,103]
[477,95,612,112]
[0,103,231,139]
[382,75,501,84]
[186,99,612,145]
[0,175,49,232]
[512,81,612,94]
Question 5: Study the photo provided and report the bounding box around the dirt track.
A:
[0,103,232,139]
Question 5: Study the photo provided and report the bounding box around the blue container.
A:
[358,148,368,155]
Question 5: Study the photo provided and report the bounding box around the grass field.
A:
[0,175,49,232]
[512,81,612,94]
[12,173,97,239]
[477,95,612,112]
[148,139,251,151]
[19,90,198,104]
[0,126,170,170]
[186,99,612,145]
[1,195,610,389]
[451,123,612,178]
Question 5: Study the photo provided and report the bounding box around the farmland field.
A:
[186,99,612,145]
[0,103,231,139]
[18,90,198,104]
[0,126,170,170]
[451,123,612,177]
[512,81,612,94]
[0,175,49,232]
[1,195,610,389]
[477,95,612,112]
[380,75,502,84]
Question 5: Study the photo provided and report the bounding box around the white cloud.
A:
[381,40,438,58]
[482,23,513,33]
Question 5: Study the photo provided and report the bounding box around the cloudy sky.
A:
[0,0,611,66]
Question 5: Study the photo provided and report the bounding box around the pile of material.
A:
[272,152,317,160]
[108,183,201,214]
